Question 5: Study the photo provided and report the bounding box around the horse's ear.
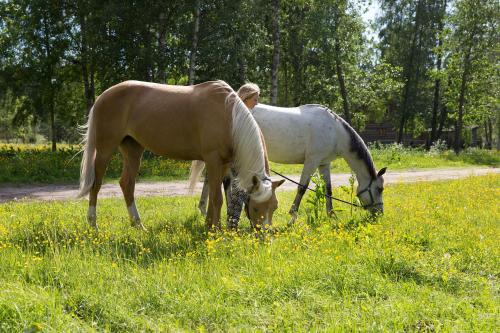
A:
[272,179,285,189]
[377,167,387,177]
[249,175,260,193]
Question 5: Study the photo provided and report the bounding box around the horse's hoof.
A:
[137,224,147,231]
[88,216,98,230]
[131,220,147,231]
[287,213,298,226]
[327,210,338,219]
[198,206,207,216]
[288,210,298,224]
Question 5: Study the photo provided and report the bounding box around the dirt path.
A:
[0,167,498,203]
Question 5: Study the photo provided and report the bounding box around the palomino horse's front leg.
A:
[205,155,225,230]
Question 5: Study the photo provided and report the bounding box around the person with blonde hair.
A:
[237,82,260,109]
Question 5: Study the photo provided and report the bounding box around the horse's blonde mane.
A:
[227,92,268,191]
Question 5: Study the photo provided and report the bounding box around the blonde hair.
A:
[237,83,260,102]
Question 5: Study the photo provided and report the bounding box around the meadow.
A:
[0,143,499,184]
[0,175,498,331]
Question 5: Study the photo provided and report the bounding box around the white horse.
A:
[198,103,387,226]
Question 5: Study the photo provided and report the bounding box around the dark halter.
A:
[356,178,383,209]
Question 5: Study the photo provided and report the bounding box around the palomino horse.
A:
[78,80,283,230]
[198,103,386,226]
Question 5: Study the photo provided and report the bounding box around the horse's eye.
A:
[378,188,384,194]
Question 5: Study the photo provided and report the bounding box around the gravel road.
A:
[0,167,498,203]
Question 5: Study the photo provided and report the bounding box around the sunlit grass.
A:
[0,175,498,331]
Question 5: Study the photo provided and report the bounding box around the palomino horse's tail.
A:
[188,160,206,194]
[77,107,96,198]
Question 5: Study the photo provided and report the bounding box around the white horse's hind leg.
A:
[87,206,97,228]
[319,163,334,216]
[289,157,321,223]
[198,172,209,216]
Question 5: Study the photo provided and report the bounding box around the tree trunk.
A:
[50,93,56,152]
[81,52,95,115]
[270,0,280,105]
[335,40,351,124]
[290,7,305,106]
[284,55,289,106]
[156,5,180,83]
[78,11,95,114]
[497,113,500,150]
[143,25,153,81]
[398,0,423,143]
[429,0,446,148]
[158,13,168,83]
[484,118,493,149]
[454,49,471,154]
[42,10,57,151]
[436,103,447,140]
[81,62,94,114]
[429,74,442,147]
[188,0,200,85]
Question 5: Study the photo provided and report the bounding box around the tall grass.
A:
[0,144,190,184]
[0,175,498,331]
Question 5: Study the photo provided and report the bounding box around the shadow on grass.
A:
[6,212,211,266]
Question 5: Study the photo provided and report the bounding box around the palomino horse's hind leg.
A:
[204,154,226,230]
[88,150,114,230]
[318,163,335,216]
[289,158,321,224]
[198,170,230,218]
[118,137,146,230]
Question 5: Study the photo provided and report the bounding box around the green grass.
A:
[0,175,498,331]
[0,143,498,185]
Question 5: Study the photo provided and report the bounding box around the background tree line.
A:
[0,0,498,152]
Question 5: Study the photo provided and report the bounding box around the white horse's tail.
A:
[188,160,206,194]
[77,107,96,198]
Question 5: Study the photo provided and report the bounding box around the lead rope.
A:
[269,169,363,208]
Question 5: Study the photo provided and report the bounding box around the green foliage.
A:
[0,144,191,184]
[0,0,498,147]
[0,176,498,330]
[1,143,498,184]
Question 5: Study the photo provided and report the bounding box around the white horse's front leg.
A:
[319,163,335,216]
[289,158,321,224]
